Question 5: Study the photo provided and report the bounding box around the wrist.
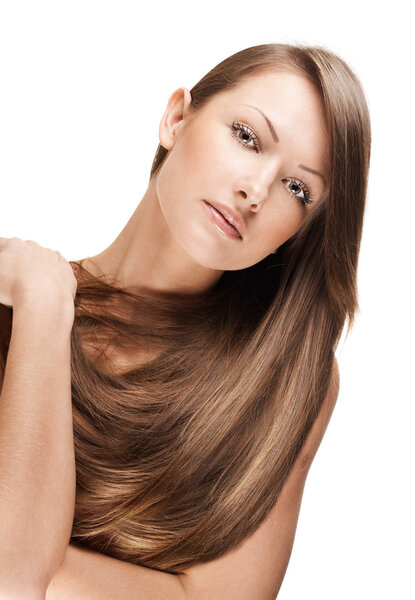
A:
[12,291,75,327]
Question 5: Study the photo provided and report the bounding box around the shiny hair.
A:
[0,42,371,575]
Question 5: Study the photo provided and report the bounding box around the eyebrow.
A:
[239,103,327,190]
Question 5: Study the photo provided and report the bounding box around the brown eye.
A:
[283,178,313,206]
[230,122,260,152]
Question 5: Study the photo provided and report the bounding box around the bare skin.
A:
[82,70,330,298]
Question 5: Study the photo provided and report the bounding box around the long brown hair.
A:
[0,43,371,575]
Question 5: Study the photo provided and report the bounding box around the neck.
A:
[82,177,224,298]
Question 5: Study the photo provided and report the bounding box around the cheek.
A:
[261,206,305,248]
[162,132,221,196]
[156,138,197,203]
[187,122,240,180]
[193,142,231,186]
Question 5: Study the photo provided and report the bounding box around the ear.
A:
[158,87,193,151]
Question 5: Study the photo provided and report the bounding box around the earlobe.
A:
[158,87,193,151]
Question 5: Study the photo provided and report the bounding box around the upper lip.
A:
[204,200,245,239]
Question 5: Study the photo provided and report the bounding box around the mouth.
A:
[202,200,244,240]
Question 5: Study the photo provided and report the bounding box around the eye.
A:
[283,177,313,206]
[230,122,260,153]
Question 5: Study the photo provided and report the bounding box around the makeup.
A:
[202,200,243,240]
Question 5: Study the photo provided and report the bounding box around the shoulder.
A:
[320,355,340,428]
[292,355,340,475]
[316,355,340,429]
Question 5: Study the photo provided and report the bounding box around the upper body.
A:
[0,41,370,599]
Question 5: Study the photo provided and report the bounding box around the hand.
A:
[0,237,78,309]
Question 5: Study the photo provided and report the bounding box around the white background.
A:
[0,1,413,598]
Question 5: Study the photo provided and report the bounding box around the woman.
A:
[0,42,371,598]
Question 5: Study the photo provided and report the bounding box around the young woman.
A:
[0,42,371,599]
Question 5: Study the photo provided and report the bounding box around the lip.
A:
[202,200,245,239]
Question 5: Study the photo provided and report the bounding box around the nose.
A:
[236,164,276,211]
[237,186,266,212]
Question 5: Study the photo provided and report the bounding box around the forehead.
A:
[211,70,323,116]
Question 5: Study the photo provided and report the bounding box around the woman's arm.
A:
[46,543,188,600]
[0,294,75,598]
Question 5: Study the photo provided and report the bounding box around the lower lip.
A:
[202,200,242,240]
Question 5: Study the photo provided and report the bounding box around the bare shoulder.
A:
[293,355,340,474]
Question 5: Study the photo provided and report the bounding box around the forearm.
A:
[46,543,188,600]
[0,295,75,596]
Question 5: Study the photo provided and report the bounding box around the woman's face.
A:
[155,69,330,271]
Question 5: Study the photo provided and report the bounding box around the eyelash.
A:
[230,121,314,206]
